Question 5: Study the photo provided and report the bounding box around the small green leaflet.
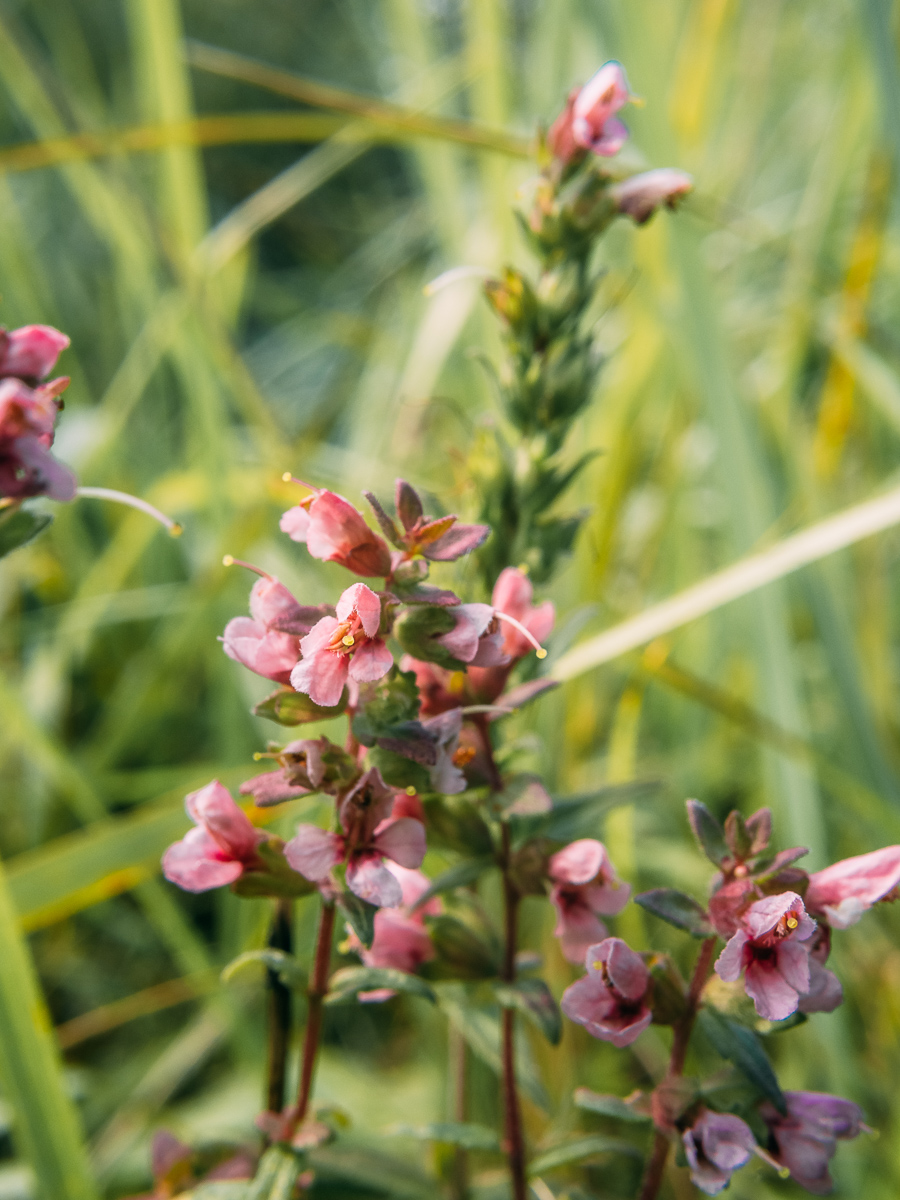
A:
[698,1008,786,1113]
[573,1088,651,1123]
[494,979,562,1045]
[387,1122,500,1151]
[528,1135,641,1175]
[337,891,378,949]
[0,507,52,558]
[220,948,306,988]
[634,888,713,937]
[325,966,436,1004]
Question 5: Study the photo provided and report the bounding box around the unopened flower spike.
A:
[76,486,182,535]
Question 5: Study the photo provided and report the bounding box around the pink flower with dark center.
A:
[468,567,555,701]
[682,1109,756,1195]
[291,583,393,708]
[760,1091,864,1195]
[162,781,265,892]
[610,169,694,224]
[280,487,392,577]
[0,324,69,381]
[571,62,631,155]
[0,375,76,501]
[560,936,651,1047]
[715,892,816,1021]
[222,569,328,684]
[284,768,426,907]
[549,839,631,964]
[805,845,900,930]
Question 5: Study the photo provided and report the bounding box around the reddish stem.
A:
[294,899,336,1125]
[448,1025,469,1200]
[637,935,718,1200]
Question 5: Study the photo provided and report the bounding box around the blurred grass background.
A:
[2,0,900,1196]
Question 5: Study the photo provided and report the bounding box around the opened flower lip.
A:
[682,1109,756,1196]
[291,582,393,708]
[761,1091,864,1195]
[0,324,70,381]
[610,168,694,225]
[560,937,651,1047]
[280,487,392,577]
[715,892,816,1021]
[805,845,900,930]
[0,376,76,501]
[549,839,631,964]
[162,780,264,893]
[572,62,631,156]
[437,603,509,668]
[284,767,427,906]
[490,567,554,658]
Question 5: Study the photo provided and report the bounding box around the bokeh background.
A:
[1,0,900,1196]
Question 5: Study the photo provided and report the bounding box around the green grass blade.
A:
[0,857,99,1200]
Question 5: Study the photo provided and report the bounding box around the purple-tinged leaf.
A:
[395,478,423,530]
[635,888,713,938]
[686,799,729,866]
[421,522,491,561]
[363,490,403,547]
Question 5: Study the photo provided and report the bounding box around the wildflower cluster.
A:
[154,61,888,1200]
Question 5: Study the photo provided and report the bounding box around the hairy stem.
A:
[638,936,718,1200]
[265,899,293,1115]
[294,898,335,1126]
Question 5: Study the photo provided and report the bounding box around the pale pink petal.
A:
[776,940,811,995]
[602,937,649,1000]
[249,576,300,626]
[362,909,434,972]
[299,616,341,657]
[560,972,615,1028]
[163,828,244,892]
[186,780,260,860]
[491,567,532,618]
[610,169,694,224]
[551,893,609,965]
[291,650,348,708]
[388,864,438,913]
[279,505,310,543]
[743,892,805,939]
[807,845,900,924]
[348,637,394,683]
[697,1111,756,1170]
[584,116,628,156]
[346,854,404,907]
[11,435,77,500]
[573,61,630,126]
[0,325,69,379]
[337,582,381,634]
[744,959,800,1021]
[374,817,427,869]
[584,879,631,917]
[422,522,489,561]
[306,490,392,576]
[549,839,606,885]
[284,825,343,881]
[436,606,485,662]
[469,627,509,668]
[798,960,843,1014]
[715,931,749,982]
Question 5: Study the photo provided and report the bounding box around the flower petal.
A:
[715,931,749,982]
[348,637,394,683]
[744,958,800,1021]
[374,817,427,869]
[284,825,343,881]
[162,828,244,892]
[346,854,403,907]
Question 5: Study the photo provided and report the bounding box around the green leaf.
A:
[221,948,306,988]
[528,1135,642,1175]
[181,1185,250,1200]
[246,1145,305,1200]
[573,1088,651,1123]
[325,966,436,1004]
[307,1141,435,1200]
[698,1008,786,1113]
[426,914,500,979]
[352,667,421,743]
[394,605,463,669]
[387,1122,500,1151]
[494,979,562,1045]
[634,889,713,938]
[253,686,346,726]
[367,746,432,792]
[421,796,494,855]
[686,800,730,866]
[512,779,662,844]
[336,891,378,950]
[436,983,549,1110]
[409,856,495,912]
[0,507,52,558]
[0,860,99,1200]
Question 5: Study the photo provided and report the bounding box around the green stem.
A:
[265,899,293,1115]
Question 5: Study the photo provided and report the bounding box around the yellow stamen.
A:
[536,648,548,659]
[341,634,355,647]
[282,471,293,482]
[405,786,417,796]
[222,554,234,567]
[786,916,798,929]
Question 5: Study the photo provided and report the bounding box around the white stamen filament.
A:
[460,704,515,716]
[75,487,181,536]
[495,610,548,657]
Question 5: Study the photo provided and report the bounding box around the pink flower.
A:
[291,583,393,707]
[715,892,816,1021]
[222,574,326,684]
[610,169,694,224]
[0,324,69,381]
[347,866,439,1000]
[490,567,555,658]
[549,839,631,964]
[0,376,76,501]
[805,845,900,930]
[760,1091,864,1195]
[162,780,264,892]
[798,957,843,1014]
[549,62,631,162]
[436,603,509,668]
[284,768,426,906]
[421,707,467,794]
[280,488,392,578]
[682,1110,756,1195]
[560,936,652,1047]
